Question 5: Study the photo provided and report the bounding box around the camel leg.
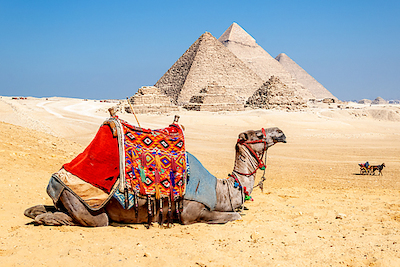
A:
[24,205,78,226]
[59,190,109,227]
[24,205,58,219]
[35,211,77,226]
[26,190,108,226]
[181,200,241,224]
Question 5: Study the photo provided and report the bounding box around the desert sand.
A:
[0,96,399,266]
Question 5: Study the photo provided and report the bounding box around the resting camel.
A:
[24,126,286,227]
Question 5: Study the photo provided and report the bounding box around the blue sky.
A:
[0,1,399,100]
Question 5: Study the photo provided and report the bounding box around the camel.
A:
[24,126,286,227]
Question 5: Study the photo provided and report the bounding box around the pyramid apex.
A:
[275,53,291,62]
[201,31,216,39]
[218,22,256,46]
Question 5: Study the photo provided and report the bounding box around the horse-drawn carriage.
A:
[358,162,385,176]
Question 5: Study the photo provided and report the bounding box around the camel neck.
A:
[232,145,260,195]
[234,144,261,175]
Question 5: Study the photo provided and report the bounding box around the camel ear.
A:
[238,132,248,141]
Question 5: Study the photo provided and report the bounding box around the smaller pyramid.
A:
[184,82,244,112]
[126,86,179,114]
[246,76,306,110]
[358,99,372,104]
[275,53,336,100]
[372,97,387,105]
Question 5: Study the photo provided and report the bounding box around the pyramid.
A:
[246,76,306,110]
[155,32,264,104]
[184,82,244,112]
[372,97,388,105]
[275,53,336,100]
[127,86,179,114]
[218,23,314,100]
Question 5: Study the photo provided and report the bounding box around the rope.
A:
[254,150,268,193]
[126,97,141,128]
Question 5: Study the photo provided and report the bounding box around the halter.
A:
[227,128,270,211]
[233,128,268,176]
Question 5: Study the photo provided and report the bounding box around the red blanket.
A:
[63,125,119,193]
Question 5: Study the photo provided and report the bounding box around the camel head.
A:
[238,127,286,150]
[234,127,286,179]
[263,127,287,146]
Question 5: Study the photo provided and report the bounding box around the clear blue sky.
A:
[1,1,399,101]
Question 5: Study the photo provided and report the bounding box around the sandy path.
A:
[0,97,399,266]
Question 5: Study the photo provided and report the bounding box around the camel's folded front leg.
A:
[181,200,241,224]
[24,205,77,226]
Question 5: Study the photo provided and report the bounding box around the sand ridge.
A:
[0,96,399,266]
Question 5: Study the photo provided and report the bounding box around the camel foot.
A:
[35,212,78,226]
[24,205,58,219]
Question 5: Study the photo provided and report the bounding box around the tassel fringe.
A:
[146,195,152,228]
[158,198,163,226]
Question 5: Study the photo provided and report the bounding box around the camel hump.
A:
[185,152,217,210]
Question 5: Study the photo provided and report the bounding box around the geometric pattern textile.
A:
[120,120,186,200]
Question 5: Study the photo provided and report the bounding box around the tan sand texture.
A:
[0,97,400,266]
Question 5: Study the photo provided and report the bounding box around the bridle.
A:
[233,128,268,176]
[226,128,271,211]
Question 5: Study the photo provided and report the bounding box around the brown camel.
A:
[24,127,286,226]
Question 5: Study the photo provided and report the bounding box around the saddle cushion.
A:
[48,168,114,210]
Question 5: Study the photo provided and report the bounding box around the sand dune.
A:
[0,96,399,266]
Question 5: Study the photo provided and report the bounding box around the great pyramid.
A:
[154,32,264,104]
[275,53,336,100]
[218,23,314,100]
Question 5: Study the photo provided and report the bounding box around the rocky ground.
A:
[0,96,399,266]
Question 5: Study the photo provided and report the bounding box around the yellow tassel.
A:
[155,154,161,199]
[155,184,160,199]
[155,154,162,169]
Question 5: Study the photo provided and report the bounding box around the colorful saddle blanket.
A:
[63,117,186,208]
[121,119,186,199]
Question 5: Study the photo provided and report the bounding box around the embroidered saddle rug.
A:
[121,119,186,199]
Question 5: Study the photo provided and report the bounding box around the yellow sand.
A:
[0,97,399,266]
